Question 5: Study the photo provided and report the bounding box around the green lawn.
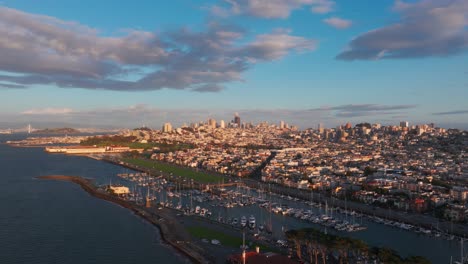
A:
[187,226,278,252]
[80,135,194,151]
[187,226,244,248]
[122,158,222,184]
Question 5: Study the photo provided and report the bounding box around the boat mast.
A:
[461,238,464,264]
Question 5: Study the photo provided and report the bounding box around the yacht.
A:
[240,216,247,228]
[248,215,256,229]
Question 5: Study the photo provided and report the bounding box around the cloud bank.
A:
[211,0,335,19]
[433,110,468,116]
[0,7,316,92]
[337,0,468,60]
[308,104,417,118]
[6,103,419,129]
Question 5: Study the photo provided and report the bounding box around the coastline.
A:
[37,175,210,264]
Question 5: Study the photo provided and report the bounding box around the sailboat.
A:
[145,186,152,208]
[266,184,273,234]
[176,183,182,210]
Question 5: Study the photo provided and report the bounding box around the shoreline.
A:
[37,175,210,264]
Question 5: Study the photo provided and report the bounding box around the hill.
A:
[33,127,81,134]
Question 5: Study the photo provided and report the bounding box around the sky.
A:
[0,0,467,129]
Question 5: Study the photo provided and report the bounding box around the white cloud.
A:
[310,0,335,14]
[211,0,335,19]
[337,0,468,60]
[21,107,74,115]
[323,17,352,29]
[0,7,317,92]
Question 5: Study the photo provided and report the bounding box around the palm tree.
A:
[332,238,349,264]
[306,240,314,264]
[318,244,327,264]
[286,229,304,261]
[351,239,368,262]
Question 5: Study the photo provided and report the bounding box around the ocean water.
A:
[0,134,189,264]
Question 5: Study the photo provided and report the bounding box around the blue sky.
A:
[0,0,467,129]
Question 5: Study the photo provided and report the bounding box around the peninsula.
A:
[37,175,210,264]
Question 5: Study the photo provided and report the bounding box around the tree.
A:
[286,228,429,264]
[404,256,431,264]
[364,166,377,176]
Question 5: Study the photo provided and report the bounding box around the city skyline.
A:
[0,0,467,129]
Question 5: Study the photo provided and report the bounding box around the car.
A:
[211,239,221,245]
[276,239,287,247]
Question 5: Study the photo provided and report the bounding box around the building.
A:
[45,146,107,154]
[318,123,324,134]
[450,186,468,201]
[234,114,241,127]
[109,185,130,195]
[208,118,217,129]
[219,120,225,129]
[162,122,172,133]
[227,251,297,264]
[45,146,139,154]
[400,121,409,128]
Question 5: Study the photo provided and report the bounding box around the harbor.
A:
[106,166,465,263]
[113,170,459,240]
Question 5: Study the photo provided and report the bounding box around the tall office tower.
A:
[162,122,172,132]
[318,123,324,134]
[280,120,285,129]
[400,121,409,128]
[208,118,217,129]
[219,120,225,129]
[234,113,241,127]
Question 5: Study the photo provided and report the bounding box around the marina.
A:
[112,169,464,259]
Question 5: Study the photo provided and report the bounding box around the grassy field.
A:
[187,226,278,253]
[80,135,194,151]
[187,226,244,248]
[122,158,222,184]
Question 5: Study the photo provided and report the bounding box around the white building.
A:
[162,122,172,133]
[110,186,130,195]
